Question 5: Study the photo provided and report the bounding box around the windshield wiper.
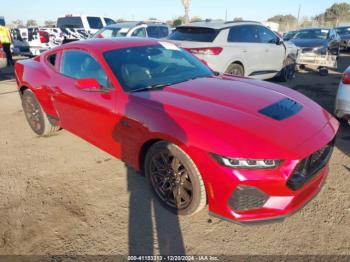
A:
[131,83,170,93]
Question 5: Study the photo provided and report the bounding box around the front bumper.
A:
[191,121,338,224]
[340,40,350,49]
[297,52,337,69]
[335,82,350,119]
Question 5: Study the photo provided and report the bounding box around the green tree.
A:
[267,14,297,31]
[12,19,25,28]
[26,19,38,27]
[190,16,202,23]
[44,20,56,27]
[315,2,350,26]
[233,17,243,22]
[173,17,183,27]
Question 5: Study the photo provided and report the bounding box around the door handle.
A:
[241,49,248,53]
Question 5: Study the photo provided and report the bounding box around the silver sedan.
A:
[335,66,350,125]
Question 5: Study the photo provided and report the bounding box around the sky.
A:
[2,0,346,25]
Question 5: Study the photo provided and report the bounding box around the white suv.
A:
[169,21,299,81]
[56,15,115,35]
[92,21,171,39]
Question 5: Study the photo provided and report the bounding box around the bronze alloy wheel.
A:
[22,93,44,134]
[149,150,193,210]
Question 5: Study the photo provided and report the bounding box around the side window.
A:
[257,26,277,44]
[47,53,57,67]
[227,25,259,43]
[104,18,115,26]
[158,26,170,38]
[60,50,108,87]
[146,26,159,38]
[131,27,146,37]
[87,17,103,29]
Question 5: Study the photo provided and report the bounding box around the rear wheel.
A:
[144,141,207,216]
[22,89,59,136]
[225,63,244,77]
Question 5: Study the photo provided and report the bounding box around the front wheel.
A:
[144,141,207,216]
[225,63,244,77]
[276,58,295,82]
[22,89,60,136]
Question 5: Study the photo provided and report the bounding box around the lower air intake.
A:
[228,186,268,211]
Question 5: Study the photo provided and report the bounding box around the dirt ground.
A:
[0,53,349,258]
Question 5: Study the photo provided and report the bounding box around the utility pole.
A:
[297,4,301,29]
[181,0,191,24]
[225,9,228,22]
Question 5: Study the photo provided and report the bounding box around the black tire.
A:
[276,58,295,82]
[22,89,59,136]
[319,68,329,76]
[144,141,207,216]
[225,63,244,77]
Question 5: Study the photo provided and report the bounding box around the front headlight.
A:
[312,46,327,55]
[211,153,281,169]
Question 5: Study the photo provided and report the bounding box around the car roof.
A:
[177,20,261,30]
[299,27,331,31]
[106,21,168,29]
[55,38,160,53]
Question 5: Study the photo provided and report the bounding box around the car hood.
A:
[290,38,328,48]
[133,77,337,159]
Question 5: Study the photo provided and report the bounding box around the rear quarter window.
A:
[87,17,103,29]
[168,27,219,42]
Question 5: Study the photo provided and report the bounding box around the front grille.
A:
[287,141,334,191]
[19,46,30,52]
[302,48,314,53]
[228,186,268,211]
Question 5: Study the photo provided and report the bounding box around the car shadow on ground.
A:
[111,90,188,255]
[0,66,15,82]
[127,166,186,255]
[282,52,350,157]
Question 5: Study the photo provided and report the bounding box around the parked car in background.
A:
[57,14,115,43]
[41,27,65,46]
[0,16,5,26]
[335,66,350,125]
[335,26,350,51]
[92,21,171,39]
[15,38,339,223]
[290,28,341,57]
[283,30,298,41]
[0,44,7,70]
[11,27,53,56]
[57,15,115,35]
[168,21,299,82]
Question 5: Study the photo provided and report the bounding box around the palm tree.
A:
[182,0,191,24]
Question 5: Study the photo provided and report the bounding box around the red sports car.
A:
[15,38,339,224]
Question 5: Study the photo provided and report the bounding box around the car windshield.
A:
[335,27,350,35]
[294,29,329,40]
[93,27,128,38]
[103,43,214,92]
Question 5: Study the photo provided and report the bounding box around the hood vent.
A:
[258,98,303,121]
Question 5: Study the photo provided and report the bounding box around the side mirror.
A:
[276,38,283,45]
[75,78,102,92]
